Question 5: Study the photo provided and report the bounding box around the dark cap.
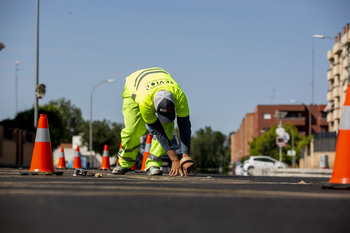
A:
[154,90,176,123]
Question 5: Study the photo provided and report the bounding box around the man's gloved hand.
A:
[180,154,195,176]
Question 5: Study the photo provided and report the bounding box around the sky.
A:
[1,0,349,136]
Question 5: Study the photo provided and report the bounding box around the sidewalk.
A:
[249,168,333,178]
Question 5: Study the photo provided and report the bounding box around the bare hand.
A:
[167,149,183,177]
[169,158,183,177]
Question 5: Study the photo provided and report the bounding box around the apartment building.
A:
[231,104,328,164]
[326,23,350,132]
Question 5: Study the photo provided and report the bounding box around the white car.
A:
[243,155,287,174]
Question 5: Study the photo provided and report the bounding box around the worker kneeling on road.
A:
[112,67,194,176]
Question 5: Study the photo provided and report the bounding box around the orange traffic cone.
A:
[140,134,153,171]
[29,114,54,172]
[100,144,111,170]
[57,147,66,169]
[322,84,350,189]
[73,146,82,169]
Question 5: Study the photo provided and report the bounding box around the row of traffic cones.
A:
[56,145,112,170]
[29,114,153,172]
[29,114,114,172]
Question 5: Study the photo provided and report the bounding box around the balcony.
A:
[327,50,334,60]
[333,86,340,98]
[333,42,342,54]
[333,63,341,76]
[327,69,333,81]
[343,55,349,69]
[283,117,305,126]
[333,108,341,120]
[334,99,340,108]
[341,72,348,82]
[327,111,333,122]
[327,90,333,101]
[341,30,349,45]
[318,117,328,126]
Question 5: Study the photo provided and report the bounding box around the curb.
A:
[248,168,333,177]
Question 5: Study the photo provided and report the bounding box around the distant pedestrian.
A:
[112,67,195,176]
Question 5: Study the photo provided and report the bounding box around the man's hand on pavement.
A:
[169,158,183,176]
[181,154,194,176]
[167,149,183,176]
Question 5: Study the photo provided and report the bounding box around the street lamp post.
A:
[311,35,327,105]
[89,79,115,168]
[284,124,295,168]
[15,61,20,115]
[34,0,40,127]
[291,100,312,168]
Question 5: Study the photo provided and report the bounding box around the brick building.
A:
[231,104,328,164]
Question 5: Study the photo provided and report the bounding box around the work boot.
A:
[112,164,131,175]
[147,166,163,176]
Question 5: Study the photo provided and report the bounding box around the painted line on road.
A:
[0,184,349,199]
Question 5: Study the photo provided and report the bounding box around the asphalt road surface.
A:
[0,168,349,233]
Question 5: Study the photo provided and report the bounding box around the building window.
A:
[263,113,271,119]
[263,128,270,133]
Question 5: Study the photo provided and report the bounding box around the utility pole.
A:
[15,61,20,115]
[34,0,40,127]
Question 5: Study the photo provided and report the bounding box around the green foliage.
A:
[1,98,124,155]
[80,120,123,156]
[39,105,65,149]
[48,98,84,142]
[191,126,230,172]
[249,123,304,165]
[0,106,64,149]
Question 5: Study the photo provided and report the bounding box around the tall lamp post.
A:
[89,79,115,168]
[34,0,40,127]
[284,124,295,168]
[15,61,20,115]
[291,100,312,168]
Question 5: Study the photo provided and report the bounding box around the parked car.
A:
[243,155,287,175]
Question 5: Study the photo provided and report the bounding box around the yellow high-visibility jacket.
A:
[124,67,190,124]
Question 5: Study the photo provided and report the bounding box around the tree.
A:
[191,126,230,172]
[0,106,64,149]
[39,105,65,149]
[80,120,123,156]
[48,98,84,142]
[249,124,303,165]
